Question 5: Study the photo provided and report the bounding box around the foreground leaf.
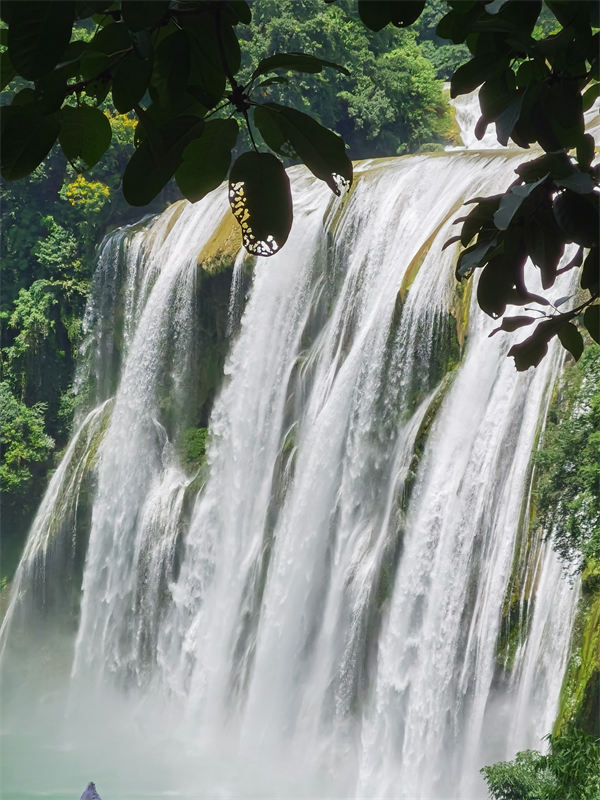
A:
[553,190,599,248]
[0,47,16,90]
[1,105,59,180]
[581,248,599,293]
[583,305,600,343]
[229,152,292,257]
[121,1,169,32]
[493,176,546,230]
[122,140,173,205]
[123,115,205,205]
[254,103,352,194]
[557,322,584,361]
[508,320,558,370]
[358,1,425,31]
[112,52,151,113]
[489,315,536,337]
[175,119,239,203]
[7,1,74,80]
[59,105,112,168]
[252,52,349,79]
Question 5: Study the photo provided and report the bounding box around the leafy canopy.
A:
[0,380,54,495]
[436,0,600,370]
[0,0,599,368]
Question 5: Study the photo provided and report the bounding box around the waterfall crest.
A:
[0,142,578,797]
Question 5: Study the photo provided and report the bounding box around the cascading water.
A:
[0,98,582,799]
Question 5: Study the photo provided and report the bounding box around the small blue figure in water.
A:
[80,782,102,800]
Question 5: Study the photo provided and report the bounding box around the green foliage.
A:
[59,105,112,169]
[433,1,599,369]
[0,381,53,495]
[481,749,555,800]
[61,174,110,213]
[482,727,600,800]
[179,427,208,473]
[413,0,470,79]
[534,344,600,571]
[35,215,83,276]
[554,579,600,737]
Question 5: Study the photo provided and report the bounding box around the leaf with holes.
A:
[254,103,352,194]
[175,119,239,203]
[228,152,292,257]
[59,105,112,168]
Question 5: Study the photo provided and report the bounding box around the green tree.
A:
[0,381,54,495]
[534,343,600,572]
[413,0,470,79]
[482,726,600,800]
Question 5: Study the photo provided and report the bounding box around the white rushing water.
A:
[0,97,580,799]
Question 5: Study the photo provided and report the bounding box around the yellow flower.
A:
[64,175,110,211]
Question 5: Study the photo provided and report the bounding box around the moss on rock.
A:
[555,562,600,737]
[196,210,243,274]
[178,427,208,475]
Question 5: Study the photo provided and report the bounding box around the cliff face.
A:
[555,564,600,736]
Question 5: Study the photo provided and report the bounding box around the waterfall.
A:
[0,105,580,799]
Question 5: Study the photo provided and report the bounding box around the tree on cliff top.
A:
[0,0,599,369]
